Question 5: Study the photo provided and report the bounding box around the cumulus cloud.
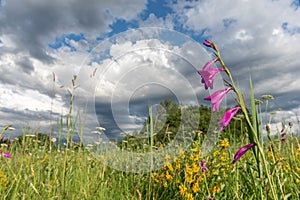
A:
[139,13,174,29]
[72,29,211,140]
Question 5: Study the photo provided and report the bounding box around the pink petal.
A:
[203,40,215,49]
[204,88,231,112]
[218,107,241,131]
[2,153,11,158]
[232,143,256,164]
[198,58,223,90]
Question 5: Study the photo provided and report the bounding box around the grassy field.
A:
[0,126,299,200]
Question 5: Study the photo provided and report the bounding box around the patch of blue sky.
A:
[88,48,111,65]
[102,0,175,41]
[106,19,139,39]
[48,33,86,51]
[291,0,300,9]
[281,22,300,35]
[139,0,173,20]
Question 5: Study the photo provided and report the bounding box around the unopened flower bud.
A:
[203,40,217,51]
[266,124,270,132]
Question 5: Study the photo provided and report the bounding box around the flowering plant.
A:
[199,40,278,199]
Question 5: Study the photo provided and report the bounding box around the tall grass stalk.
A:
[148,105,154,199]
[62,75,78,195]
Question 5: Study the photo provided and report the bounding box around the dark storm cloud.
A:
[0,106,62,138]
[0,0,147,63]
[94,90,180,139]
[16,57,34,74]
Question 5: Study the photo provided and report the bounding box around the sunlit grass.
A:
[0,127,299,199]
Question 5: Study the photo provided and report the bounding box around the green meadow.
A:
[0,106,299,199]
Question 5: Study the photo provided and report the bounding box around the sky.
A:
[1,0,300,143]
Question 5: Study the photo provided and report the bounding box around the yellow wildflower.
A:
[165,171,173,181]
[163,181,168,188]
[154,178,160,183]
[192,146,198,153]
[179,148,185,159]
[159,173,165,179]
[219,138,229,148]
[186,175,195,184]
[185,192,194,200]
[179,184,187,195]
[267,151,273,159]
[167,163,174,171]
[190,155,198,161]
[211,185,221,193]
[295,146,300,156]
[213,170,219,176]
[173,156,179,163]
[186,166,194,175]
[0,170,8,190]
[174,162,181,170]
[213,150,220,157]
[220,155,228,162]
[284,164,291,172]
[191,163,199,173]
[197,176,203,183]
[192,182,200,193]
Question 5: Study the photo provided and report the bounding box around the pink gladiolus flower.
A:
[218,107,241,131]
[232,143,256,164]
[203,40,216,50]
[2,153,11,158]
[198,58,224,90]
[204,88,231,112]
[200,160,208,172]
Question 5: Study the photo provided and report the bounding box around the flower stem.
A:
[215,47,278,200]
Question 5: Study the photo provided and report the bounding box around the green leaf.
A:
[249,77,258,138]
[249,77,261,177]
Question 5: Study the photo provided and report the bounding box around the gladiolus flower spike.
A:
[200,160,208,172]
[204,88,231,112]
[232,143,256,164]
[2,153,11,158]
[218,107,241,131]
[198,58,224,90]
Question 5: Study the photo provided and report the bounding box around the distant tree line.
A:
[119,99,248,151]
